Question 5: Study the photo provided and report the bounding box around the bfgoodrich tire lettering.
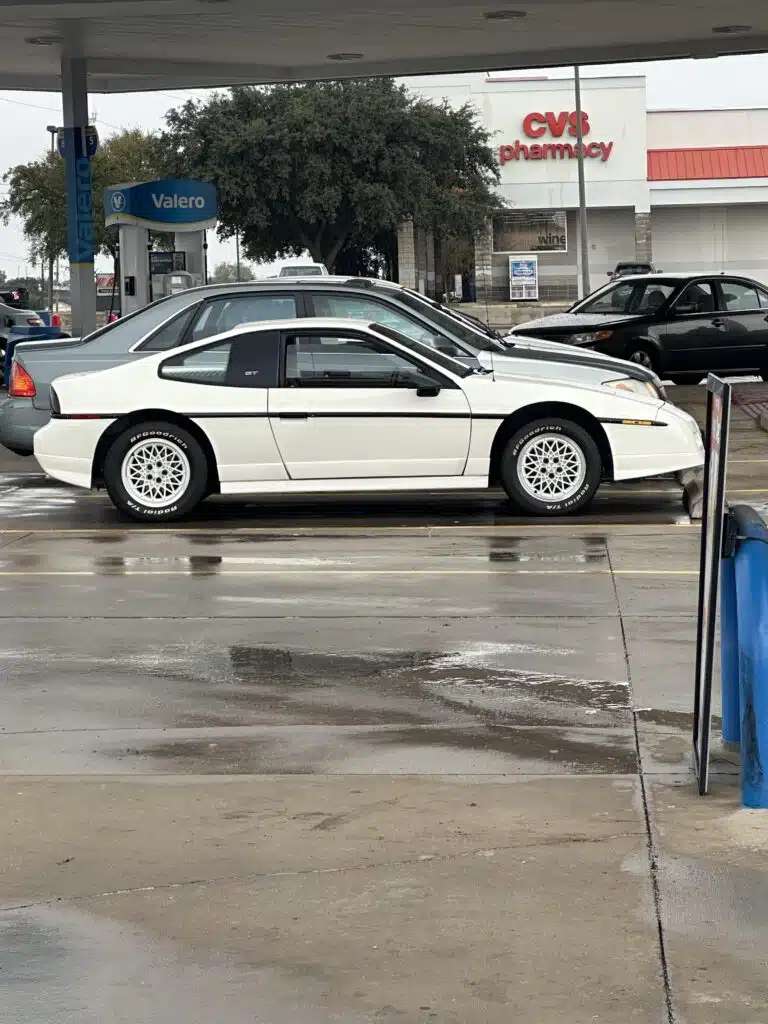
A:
[104,421,208,522]
[500,418,602,516]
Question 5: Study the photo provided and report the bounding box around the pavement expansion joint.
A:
[607,543,678,1024]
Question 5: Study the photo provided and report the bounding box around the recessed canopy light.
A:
[484,9,527,20]
[712,24,751,33]
[25,35,62,46]
[327,52,364,61]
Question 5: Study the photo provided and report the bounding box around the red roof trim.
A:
[648,146,768,182]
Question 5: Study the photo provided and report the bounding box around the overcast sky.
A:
[2,52,768,284]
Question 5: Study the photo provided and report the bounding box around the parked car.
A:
[0,277,664,456]
[278,264,328,277]
[35,318,703,521]
[0,293,44,380]
[509,273,768,381]
[608,262,656,280]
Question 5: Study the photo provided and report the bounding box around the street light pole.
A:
[45,125,57,312]
[574,66,590,298]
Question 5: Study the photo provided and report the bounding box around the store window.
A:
[492,211,567,254]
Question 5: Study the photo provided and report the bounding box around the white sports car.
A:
[34,317,704,521]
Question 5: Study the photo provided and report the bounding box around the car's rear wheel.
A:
[500,418,602,516]
[104,421,208,522]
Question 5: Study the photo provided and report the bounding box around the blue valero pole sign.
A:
[104,179,217,232]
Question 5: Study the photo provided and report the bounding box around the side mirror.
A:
[396,370,441,395]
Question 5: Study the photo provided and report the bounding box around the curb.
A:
[678,468,704,520]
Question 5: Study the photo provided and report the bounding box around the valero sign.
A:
[499,111,614,165]
[104,179,217,231]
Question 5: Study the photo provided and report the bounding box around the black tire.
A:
[103,421,208,522]
[623,344,659,375]
[500,418,602,517]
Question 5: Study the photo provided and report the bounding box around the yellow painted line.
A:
[0,568,698,577]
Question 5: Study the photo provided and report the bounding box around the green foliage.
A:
[1,129,167,263]
[159,80,502,272]
[209,261,255,283]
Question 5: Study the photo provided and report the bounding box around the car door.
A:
[712,279,768,372]
[158,328,288,485]
[268,327,472,479]
[661,280,729,373]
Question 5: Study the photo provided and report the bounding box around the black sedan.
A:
[510,273,768,381]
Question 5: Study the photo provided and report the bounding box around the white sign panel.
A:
[509,256,539,301]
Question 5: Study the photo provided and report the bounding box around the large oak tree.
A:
[160,79,502,274]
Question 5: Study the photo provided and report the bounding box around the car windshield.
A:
[576,279,677,316]
[372,323,474,377]
[397,290,507,353]
[280,266,324,277]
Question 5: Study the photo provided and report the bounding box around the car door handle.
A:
[276,412,308,420]
[711,318,726,328]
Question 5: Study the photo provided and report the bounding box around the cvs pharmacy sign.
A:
[499,110,614,165]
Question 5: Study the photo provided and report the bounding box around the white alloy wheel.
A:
[121,438,192,508]
[516,433,587,502]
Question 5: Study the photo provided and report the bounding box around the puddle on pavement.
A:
[0,904,363,1024]
[123,723,638,776]
[485,535,608,565]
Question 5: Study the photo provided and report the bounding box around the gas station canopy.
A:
[0,0,766,93]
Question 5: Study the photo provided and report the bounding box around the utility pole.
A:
[235,230,241,282]
[574,66,590,298]
[46,125,57,312]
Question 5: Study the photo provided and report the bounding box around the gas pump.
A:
[154,270,200,297]
[104,179,217,316]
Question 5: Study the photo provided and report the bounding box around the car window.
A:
[721,281,760,312]
[160,330,280,387]
[191,294,298,342]
[284,332,432,388]
[309,292,464,357]
[759,288,768,309]
[675,282,717,315]
[139,304,201,351]
[79,292,201,351]
[580,281,675,315]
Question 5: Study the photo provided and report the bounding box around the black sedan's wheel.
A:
[500,418,602,516]
[624,345,658,374]
[104,421,208,522]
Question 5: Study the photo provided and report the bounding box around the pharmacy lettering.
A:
[499,111,614,165]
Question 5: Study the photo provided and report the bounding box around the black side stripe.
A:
[52,412,666,425]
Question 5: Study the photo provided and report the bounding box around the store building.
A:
[398,73,768,303]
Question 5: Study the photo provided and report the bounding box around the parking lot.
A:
[2,382,768,1022]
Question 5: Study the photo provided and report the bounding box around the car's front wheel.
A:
[104,421,208,522]
[624,344,659,374]
[500,418,602,516]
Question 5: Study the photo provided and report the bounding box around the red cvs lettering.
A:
[523,111,591,139]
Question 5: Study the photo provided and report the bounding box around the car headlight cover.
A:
[603,377,661,400]
[570,330,613,345]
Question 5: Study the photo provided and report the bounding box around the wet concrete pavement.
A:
[2,386,768,1022]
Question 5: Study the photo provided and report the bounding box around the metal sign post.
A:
[693,375,732,795]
